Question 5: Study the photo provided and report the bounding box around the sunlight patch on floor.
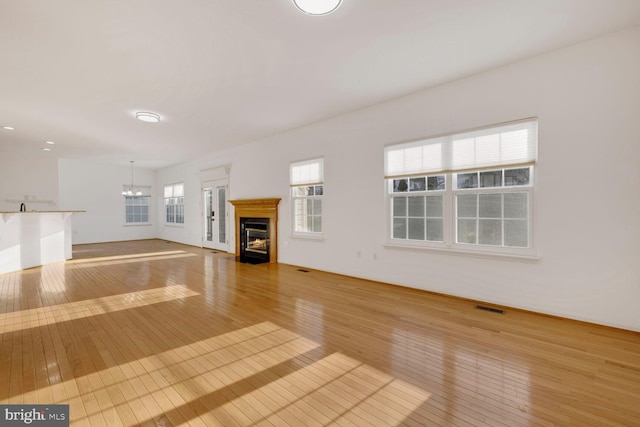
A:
[216,351,432,426]
[65,251,198,270]
[68,250,189,264]
[1,321,431,426]
[0,286,199,334]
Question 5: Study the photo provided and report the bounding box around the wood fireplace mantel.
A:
[229,198,280,263]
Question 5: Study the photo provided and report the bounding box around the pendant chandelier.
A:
[121,160,143,197]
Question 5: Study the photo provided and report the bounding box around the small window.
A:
[123,185,151,224]
[164,183,184,224]
[124,196,150,224]
[390,174,446,243]
[290,158,324,235]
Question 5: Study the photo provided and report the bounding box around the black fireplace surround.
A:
[239,217,270,264]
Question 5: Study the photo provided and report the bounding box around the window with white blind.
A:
[290,158,323,236]
[385,118,537,257]
[164,183,184,225]
[124,190,151,225]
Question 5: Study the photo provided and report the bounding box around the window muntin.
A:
[392,175,446,193]
[385,119,537,256]
[124,196,150,224]
[164,183,184,224]
[389,167,533,253]
[454,167,531,248]
[290,158,323,235]
[455,167,530,189]
[390,174,445,242]
[293,185,323,233]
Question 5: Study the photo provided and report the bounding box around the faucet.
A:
[20,203,26,212]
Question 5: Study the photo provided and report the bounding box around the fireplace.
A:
[240,218,269,264]
[230,198,280,263]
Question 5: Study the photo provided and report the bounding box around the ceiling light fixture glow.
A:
[42,147,51,151]
[292,0,342,15]
[135,112,160,123]
[2,126,14,130]
[45,140,55,145]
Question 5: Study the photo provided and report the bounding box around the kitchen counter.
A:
[0,210,85,214]
[0,210,85,275]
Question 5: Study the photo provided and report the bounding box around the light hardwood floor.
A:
[0,239,638,426]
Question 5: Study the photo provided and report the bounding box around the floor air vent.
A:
[475,305,505,315]
[297,269,310,273]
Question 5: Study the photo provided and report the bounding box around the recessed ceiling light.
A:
[42,147,51,151]
[2,126,14,130]
[45,140,55,145]
[293,0,342,15]
[135,112,160,123]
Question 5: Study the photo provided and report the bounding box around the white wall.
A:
[4,27,635,331]
[155,161,210,246]
[58,159,158,244]
[0,153,59,211]
[157,27,640,331]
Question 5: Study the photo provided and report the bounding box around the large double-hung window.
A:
[385,118,537,256]
[290,158,323,236]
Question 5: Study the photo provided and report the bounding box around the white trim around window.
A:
[123,185,151,225]
[290,158,324,238]
[164,183,184,225]
[384,119,538,258]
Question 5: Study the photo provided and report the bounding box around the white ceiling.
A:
[1,0,639,170]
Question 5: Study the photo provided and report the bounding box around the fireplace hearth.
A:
[230,198,280,263]
[240,218,269,264]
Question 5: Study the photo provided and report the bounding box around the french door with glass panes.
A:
[202,179,229,251]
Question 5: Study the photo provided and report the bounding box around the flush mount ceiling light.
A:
[121,160,144,197]
[2,126,14,130]
[45,140,55,145]
[293,0,342,15]
[135,111,160,123]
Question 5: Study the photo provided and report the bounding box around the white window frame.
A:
[290,158,324,238]
[124,196,151,226]
[384,118,538,258]
[122,185,151,226]
[164,183,184,225]
[387,174,448,249]
[452,168,534,255]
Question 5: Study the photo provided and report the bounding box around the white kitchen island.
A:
[0,211,84,275]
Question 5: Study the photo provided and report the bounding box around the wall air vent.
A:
[475,305,505,315]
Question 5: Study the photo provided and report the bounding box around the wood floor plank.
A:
[0,239,638,426]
